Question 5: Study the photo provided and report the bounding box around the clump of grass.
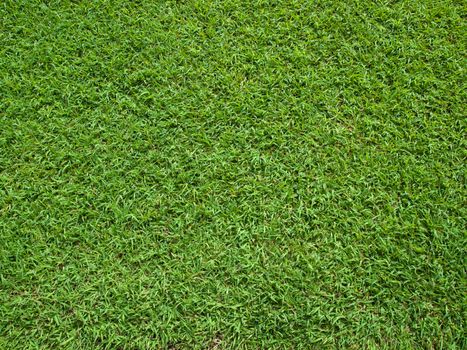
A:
[0,0,465,349]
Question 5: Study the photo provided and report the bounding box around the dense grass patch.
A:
[1,0,465,349]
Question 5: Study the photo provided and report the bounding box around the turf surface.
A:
[1,0,466,349]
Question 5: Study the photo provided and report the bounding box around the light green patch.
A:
[0,0,465,349]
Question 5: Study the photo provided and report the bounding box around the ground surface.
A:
[0,0,465,349]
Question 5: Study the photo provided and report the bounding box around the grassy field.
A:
[1,0,465,349]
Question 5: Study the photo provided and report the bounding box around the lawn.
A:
[0,0,465,349]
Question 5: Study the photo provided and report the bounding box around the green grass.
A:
[0,0,465,349]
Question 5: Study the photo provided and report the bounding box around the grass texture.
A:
[0,0,466,349]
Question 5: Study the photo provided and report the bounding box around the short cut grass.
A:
[0,0,465,349]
